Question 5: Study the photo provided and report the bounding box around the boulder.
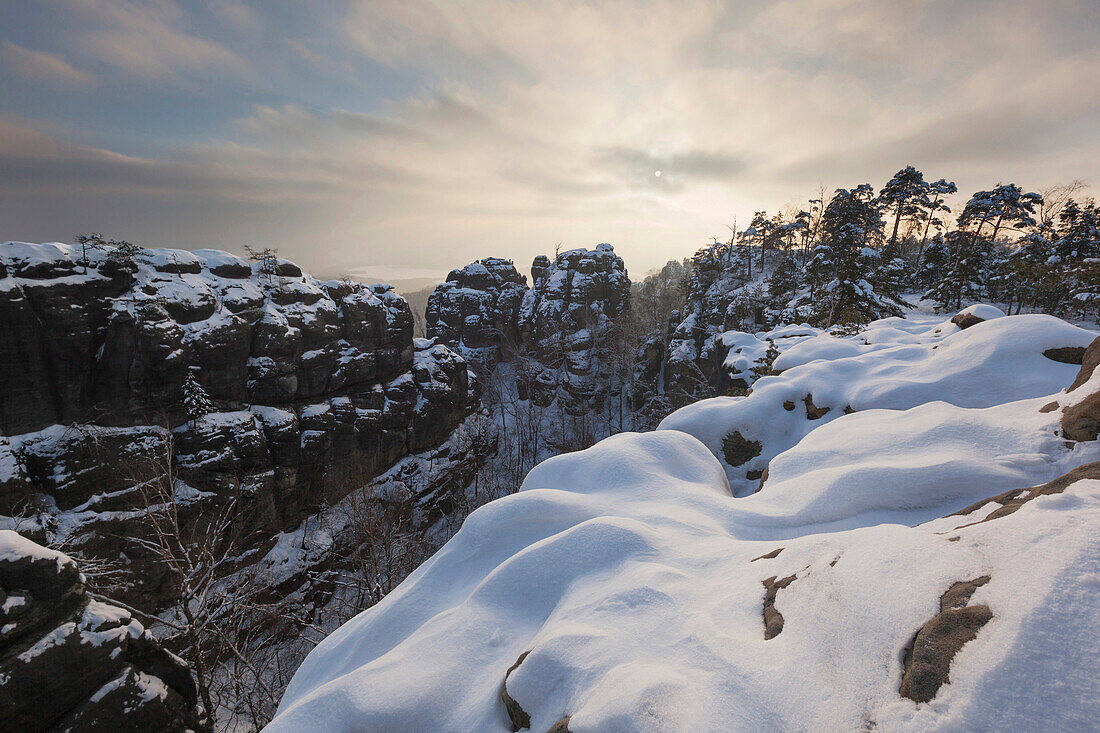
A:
[1062,337,1100,442]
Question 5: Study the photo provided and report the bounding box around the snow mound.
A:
[270,310,1100,731]
[661,312,1097,494]
[957,303,1006,322]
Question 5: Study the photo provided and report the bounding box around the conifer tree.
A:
[810,185,905,326]
[182,369,215,422]
[917,178,957,258]
[878,166,928,252]
[767,256,800,302]
[917,233,950,290]
[925,230,991,311]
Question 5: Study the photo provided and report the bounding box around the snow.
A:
[957,303,1006,322]
[661,312,1097,494]
[269,308,1100,732]
[0,529,74,571]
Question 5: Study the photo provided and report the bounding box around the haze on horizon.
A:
[2,0,1098,280]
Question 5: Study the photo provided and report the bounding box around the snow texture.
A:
[269,309,1100,732]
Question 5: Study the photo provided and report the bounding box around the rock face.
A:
[0,242,480,604]
[0,530,209,732]
[519,245,630,415]
[427,244,631,416]
[426,257,528,372]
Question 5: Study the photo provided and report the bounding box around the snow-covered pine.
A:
[181,368,214,422]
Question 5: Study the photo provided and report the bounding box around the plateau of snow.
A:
[268,308,1100,732]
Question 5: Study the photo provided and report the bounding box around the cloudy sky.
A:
[2,0,1098,279]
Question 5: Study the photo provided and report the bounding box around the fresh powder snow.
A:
[266,309,1100,732]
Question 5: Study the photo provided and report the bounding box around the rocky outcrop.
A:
[518,244,630,415]
[0,244,423,434]
[427,244,631,417]
[0,242,481,605]
[952,462,1100,526]
[426,258,528,372]
[0,530,209,732]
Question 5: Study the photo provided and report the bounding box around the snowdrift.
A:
[268,311,1100,732]
[661,310,1096,495]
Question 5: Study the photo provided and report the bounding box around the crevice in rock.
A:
[762,574,797,640]
[501,650,532,731]
[899,576,992,703]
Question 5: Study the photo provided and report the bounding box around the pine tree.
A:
[924,230,990,311]
[767,256,800,302]
[878,166,929,252]
[1054,198,1098,262]
[809,185,905,326]
[918,233,950,290]
[182,369,215,422]
[1004,232,1059,313]
[917,178,958,258]
[957,184,1043,249]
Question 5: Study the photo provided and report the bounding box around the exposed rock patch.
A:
[751,547,784,562]
[722,430,762,467]
[762,574,797,640]
[1042,346,1086,364]
[899,576,992,703]
[545,717,572,733]
[1063,392,1100,442]
[1067,336,1100,391]
[952,462,1100,527]
[501,650,532,731]
[950,312,985,330]
[803,394,830,420]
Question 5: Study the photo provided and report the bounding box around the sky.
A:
[1,0,1098,281]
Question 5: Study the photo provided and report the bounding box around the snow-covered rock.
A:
[0,530,208,731]
[0,242,481,604]
[660,311,1097,494]
[427,244,631,416]
[426,258,528,371]
[268,309,1100,732]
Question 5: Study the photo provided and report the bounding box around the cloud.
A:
[68,0,248,81]
[0,0,1097,276]
[0,40,96,87]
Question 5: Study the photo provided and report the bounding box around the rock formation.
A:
[426,257,528,372]
[426,244,631,416]
[0,242,481,604]
[0,530,209,732]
